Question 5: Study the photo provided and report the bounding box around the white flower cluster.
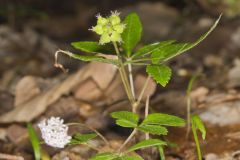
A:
[38,117,71,148]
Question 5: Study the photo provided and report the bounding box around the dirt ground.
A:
[0,0,240,160]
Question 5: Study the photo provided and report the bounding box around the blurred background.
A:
[0,0,240,159]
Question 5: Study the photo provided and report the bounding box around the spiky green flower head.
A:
[90,11,126,45]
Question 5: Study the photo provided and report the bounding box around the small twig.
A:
[145,95,150,140]
[0,153,24,160]
[118,128,137,152]
[85,143,101,152]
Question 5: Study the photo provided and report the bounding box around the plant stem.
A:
[113,42,135,104]
[127,59,135,99]
[85,143,101,152]
[67,123,109,146]
[192,124,202,160]
[137,76,150,105]
[145,96,150,140]
[118,128,137,152]
[186,96,191,139]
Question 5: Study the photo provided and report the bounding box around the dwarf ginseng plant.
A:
[28,12,221,160]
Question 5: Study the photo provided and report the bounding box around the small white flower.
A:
[38,117,71,148]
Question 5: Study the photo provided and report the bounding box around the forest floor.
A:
[0,1,240,160]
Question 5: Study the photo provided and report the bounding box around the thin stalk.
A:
[186,96,191,139]
[113,42,135,104]
[145,96,150,140]
[118,128,137,152]
[192,124,202,160]
[67,123,109,146]
[137,76,150,105]
[85,143,101,152]
[127,59,135,99]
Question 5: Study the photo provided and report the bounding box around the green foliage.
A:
[27,123,41,160]
[146,65,172,87]
[128,139,167,152]
[191,115,206,160]
[111,111,139,128]
[60,50,118,65]
[117,155,143,160]
[132,40,175,59]
[142,113,185,127]
[71,41,115,54]
[187,74,198,95]
[158,146,165,160]
[138,125,168,135]
[70,133,97,145]
[122,13,142,57]
[90,153,118,160]
[191,115,206,140]
[90,153,143,160]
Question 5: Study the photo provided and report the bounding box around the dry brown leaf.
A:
[0,65,91,123]
[14,76,41,106]
[74,78,102,101]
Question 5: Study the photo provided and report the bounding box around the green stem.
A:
[127,59,135,99]
[192,124,202,160]
[145,96,150,140]
[118,128,137,152]
[137,76,150,105]
[186,96,191,139]
[113,42,135,104]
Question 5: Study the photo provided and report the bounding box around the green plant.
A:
[186,74,198,138]
[31,11,221,159]
[27,123,41,160]
[191,115,206,160]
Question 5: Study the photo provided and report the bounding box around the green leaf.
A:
[117,155,144,160]
[132,40,175,59]
[90,153,118,160]
[146,65,172,87]
[138,124,168,135]
[70,133,97,145]
[151,15,221,63]
[142,113,185,127]
[63,51,118,65]
[111,111,139,128]
[191,115,206,140]
[158,146,165,160]
[128,139,167,152]
[122,13,142,56]
[71,41,115,54]
[27,123,41,160]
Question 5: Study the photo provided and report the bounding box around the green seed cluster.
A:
[90,11,125,45]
